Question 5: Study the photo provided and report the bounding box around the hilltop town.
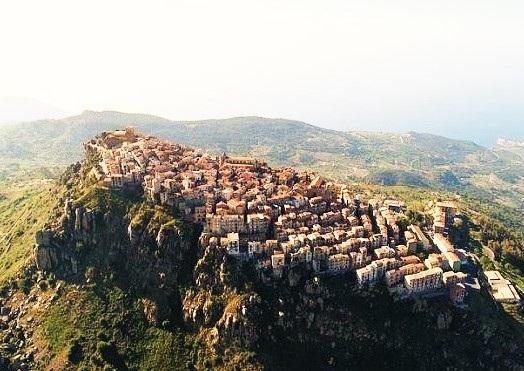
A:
[85,127,520,304]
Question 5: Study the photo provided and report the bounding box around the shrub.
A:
[68,339,83,364]
[38,280,48,291]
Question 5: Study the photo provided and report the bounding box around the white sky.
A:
[1,0,523,144]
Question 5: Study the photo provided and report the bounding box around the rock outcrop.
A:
[33,193,197,324]
[182,245,262,349]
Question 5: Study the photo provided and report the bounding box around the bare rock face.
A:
[141,298,159,325]
[33,244,52,272]
[183,289,262,348]
[198,232,211,249]
[437,313,447,330]
[288,268,302,287]
[182,244,263,349]
[437,311,453,331]
[35,230,52,246]
[34,230,59,272]
[33,196,197,325]
[212,294,262,348]
[128,223,143,247]
[74,207,83,233]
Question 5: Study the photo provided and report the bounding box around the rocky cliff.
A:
[32,167,199,325]
[2,144,522,370]
[182,245,262,350]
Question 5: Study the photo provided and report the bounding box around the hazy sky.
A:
[1,0,523,145]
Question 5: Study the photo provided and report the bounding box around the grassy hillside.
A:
[37,284,199,370]
[0,180,58,285]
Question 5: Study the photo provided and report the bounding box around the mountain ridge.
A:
[5,110,488,148]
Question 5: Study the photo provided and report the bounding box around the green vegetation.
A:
[0,182,58,284]
[39,284,195,370]
[128,202,183,236]
[75,185,142,214]
[37,281,262,370]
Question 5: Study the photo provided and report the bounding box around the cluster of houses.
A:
[85,128,508,304]
[484,270,521,303]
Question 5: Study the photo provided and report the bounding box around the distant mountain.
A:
[0,96,70,124]
[1,110,523,208]
[495,138,524,161]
